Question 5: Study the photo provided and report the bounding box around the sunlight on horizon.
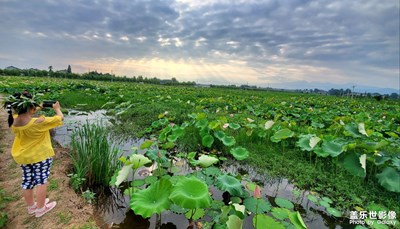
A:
[73,57,361,87]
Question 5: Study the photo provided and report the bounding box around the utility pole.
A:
[352,85,355,99]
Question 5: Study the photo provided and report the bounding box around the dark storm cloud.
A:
[0,0,398,89]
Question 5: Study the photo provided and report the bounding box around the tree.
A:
[67,65,71,73]
[48,66,53,72]
[389,93,399,99]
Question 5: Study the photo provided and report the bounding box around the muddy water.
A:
[54,110,352,229]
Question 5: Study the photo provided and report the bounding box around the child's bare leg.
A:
[23,189,34,206]
[36,183,48,209]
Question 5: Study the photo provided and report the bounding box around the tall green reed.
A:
[70,122,121,187]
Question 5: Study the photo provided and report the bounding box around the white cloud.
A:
[120,36,129,41]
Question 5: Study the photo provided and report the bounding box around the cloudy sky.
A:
[0,0,399,92]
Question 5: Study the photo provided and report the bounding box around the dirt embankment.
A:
[0,107,96,229]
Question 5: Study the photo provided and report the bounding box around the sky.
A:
[0,0,399,93]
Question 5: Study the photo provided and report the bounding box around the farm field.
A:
[1,76,399,229]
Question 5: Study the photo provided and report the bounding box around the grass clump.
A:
[70,122,122,188]
[0,188,14,228]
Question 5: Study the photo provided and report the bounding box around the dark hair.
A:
[5,102,13,127]
[5,90,35,127]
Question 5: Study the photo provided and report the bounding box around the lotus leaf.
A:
[321,197,333,204]
[145,149,167,163]
[360,140,389,152]
[340,152,366,178]
[185,208,205,220]
[140,140,154,149]
[243,197,271,213]
[374,154,391,165]
[265,120,275,130]
[195,119,208,129]
[253,214,284,229]
[162,141,175,149]
[170,204,187,214]
[297,134,318,151]
[322,140,345,157]
[202,134,214,148]
[144,175,158,185]
[391,157,400,169]
[354,226,369,229]
[313,146,330,157]
[307,194,318,203]
[288,211,307,229]
[214,131,226,140]
[232,203,246,215]
[319,200,330,208]
[344,123,363,138]
[271,207,290,220]
[132,179,145,187]
[167,134,179,142]
[115,165,131,187]
[203,167,222,177]
[197,155,219,167]
[376,167,400,193]
[129,154,152,169]
[358,123,368,136]
[216,174,244,196]
[271,128,294,143]
[169,176,211,209]
[226,215,243,229]
[230,147,250,160]
[229,123,241,130]
[327,207,342,217]
[309,136,321,149]
[275,197,294,209]
[222,135,236,146]
[130,178,173,218]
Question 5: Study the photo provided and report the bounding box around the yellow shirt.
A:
[11,115,63,164]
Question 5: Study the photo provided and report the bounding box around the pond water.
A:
[53,110,353,229]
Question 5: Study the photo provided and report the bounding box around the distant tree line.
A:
[1,66,398,99]
[327,88,399,100]
[0,67,196,86]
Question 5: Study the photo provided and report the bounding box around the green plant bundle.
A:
[3,92,42,114]
[70,122,122,188]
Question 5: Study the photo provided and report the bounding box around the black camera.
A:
[42,100,56,108]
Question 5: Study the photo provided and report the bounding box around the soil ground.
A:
[0,107,98,229]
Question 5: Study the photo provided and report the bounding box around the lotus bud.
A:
[230,114,234,117]
[170,122,175,127]
[254,185,261,199]
[223,123,229,129]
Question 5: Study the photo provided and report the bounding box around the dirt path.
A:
[0,107,97,229]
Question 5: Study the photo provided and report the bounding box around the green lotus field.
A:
[1,76,399,228]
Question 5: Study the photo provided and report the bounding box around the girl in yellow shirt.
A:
[5,91,64,218]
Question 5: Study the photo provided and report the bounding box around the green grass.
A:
[7,161,17,170]
[70,122,122,188]
[57,211,72,224]
[0,188,17,228]
[72,220,99,229]
[48,179,59,191]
